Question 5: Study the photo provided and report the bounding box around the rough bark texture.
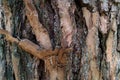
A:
[0,0,120,80]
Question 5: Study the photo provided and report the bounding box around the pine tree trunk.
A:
[0,0,120,80]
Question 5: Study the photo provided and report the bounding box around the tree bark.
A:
[0,0,120,80]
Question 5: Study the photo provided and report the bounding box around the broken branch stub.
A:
[18,39,72,60]
[0,29,19,43]
[0,29,72,60]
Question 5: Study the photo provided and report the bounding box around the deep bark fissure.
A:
[117,24,120,52]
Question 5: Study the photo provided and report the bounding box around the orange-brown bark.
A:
[23,0,52,49]
[23,0,74,79]
[23,0,53,79]
[0,29,19,43]
[19,39,72,59]
[0,29,72,60]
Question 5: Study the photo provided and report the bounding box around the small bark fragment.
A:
[99,15,108,34]
[82,7,92,29]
